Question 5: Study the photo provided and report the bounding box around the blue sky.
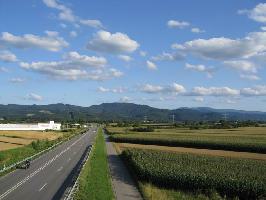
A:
[0,0,266,111]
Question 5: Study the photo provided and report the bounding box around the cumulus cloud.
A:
[119,96,131,103]
[191,28,205,33]
[190,86,240,96]
[87,31,139,54]
[185,63,214,78]
[151,52,184,62]
[118,55,133,62]
[0,32,68,52]
[194,97,204,102]
[43,0,104,29]
[139,51,147,57]
[167,20,190,28]
[43,0,76,22]
[0,50,17,62]
[140,83,185,94]
[238,3,266,23]
[240,74,260,81]
[241,85,266,96]
[223,60,257,73]
[20,51,122,81]
[79,19,103,29]
[27,93,43,101]
[69,31,77,37]
[98,86,125,93]
[172,31,266,60]
[9,77,26,83]
[0,67,8,73]
[146,60,157,70]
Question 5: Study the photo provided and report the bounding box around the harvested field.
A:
[116,143,266,161]
[0,142,22,151]
[0,131,63,151]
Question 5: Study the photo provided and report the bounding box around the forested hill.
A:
[0,103,266,122]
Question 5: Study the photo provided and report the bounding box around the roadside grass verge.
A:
[75,128,114,200]
[0,128,86,175]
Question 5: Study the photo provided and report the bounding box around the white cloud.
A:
[69,31,77,37]
[60,23,67,28]
[98,86,125,93]
[241,85,266,96]
[118,55,133,62]
[172,32,266,60]
[87,31,139,54]
[146,60,157,70]
[0,67,9,72]
[27,93,43,101]
[119,96,131,103]
[0,50,17,62]
[79,19,103,29]
[167,20,190,28]
[226,99,236,104]
[191,27,205,33]
[140,83,185,94]
[139,51,147,57]
[45,30,59,37]
[240,74,260,81]
[191,86,240,96]
[98,86,110,92]
[185,63,214,78]
[0,32,68,52]
[261,26,266,31]
[172,83,186,94]
[194,97,204,102]
[238,3,266,23]
[151,52,184,62]
[223,60,257,73]
[9,77,26,83]
[43,0,76,22]
[141,84,163,93]
[19,51,122,81]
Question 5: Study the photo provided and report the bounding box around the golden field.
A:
[0,131,62,151]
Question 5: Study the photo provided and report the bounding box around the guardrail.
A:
[65,144,95,200]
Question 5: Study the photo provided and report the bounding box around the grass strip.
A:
[75,128,114,200]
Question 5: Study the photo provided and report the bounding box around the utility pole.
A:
[144,115,147,123]
[172,114,175,124]
[222,113,228,121]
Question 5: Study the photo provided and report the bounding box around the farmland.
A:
[108,127,266,153]
[107,125,266,199]
[122,149,266,200]
[0,130,63,151]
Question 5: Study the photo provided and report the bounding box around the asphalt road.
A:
[0,127,97,200]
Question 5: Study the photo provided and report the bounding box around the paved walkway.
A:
[105,138,142,200]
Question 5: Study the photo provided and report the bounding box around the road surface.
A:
[0,127,97,200]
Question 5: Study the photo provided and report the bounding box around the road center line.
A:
[38,183,47,192]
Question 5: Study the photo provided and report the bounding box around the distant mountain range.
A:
[0,103,266,122]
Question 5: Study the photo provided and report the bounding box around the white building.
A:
[0,121,61,131]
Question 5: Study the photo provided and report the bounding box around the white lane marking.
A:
[57,166,63,172]
[38,183,47,191]
[67,158,71,162]
[0,132,89,200]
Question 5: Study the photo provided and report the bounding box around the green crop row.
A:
[111,134,266,153]
[122,149,266,200]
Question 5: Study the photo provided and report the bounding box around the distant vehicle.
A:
[17,159,31,169]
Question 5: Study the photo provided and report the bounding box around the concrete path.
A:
[106,138,142,200]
